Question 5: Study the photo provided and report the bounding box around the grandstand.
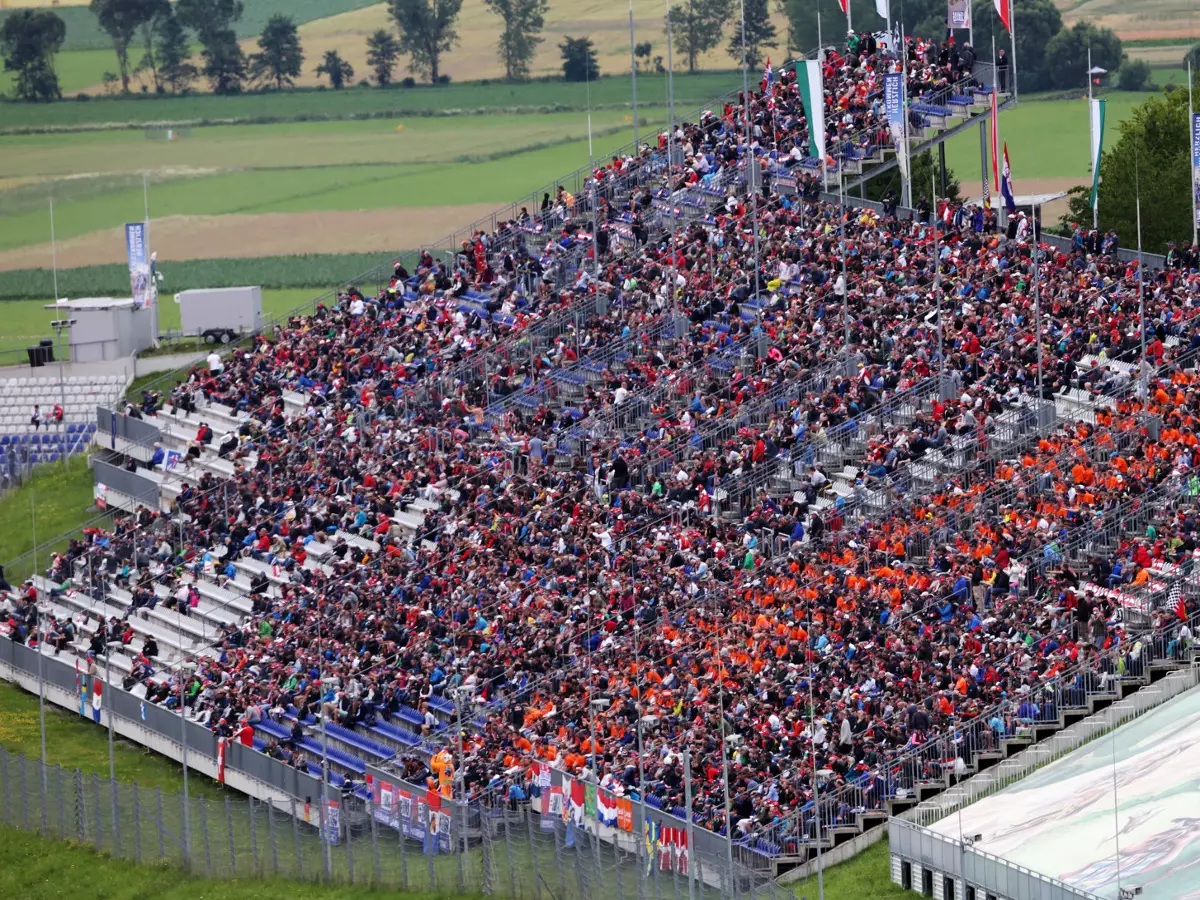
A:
[1,26,1199,899]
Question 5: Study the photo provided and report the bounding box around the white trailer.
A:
[174,286,263,344]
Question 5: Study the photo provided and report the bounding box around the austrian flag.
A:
[995,0,1012,31]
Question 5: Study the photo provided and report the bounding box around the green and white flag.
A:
[796,59,826,162]
[1089,98,1106,211]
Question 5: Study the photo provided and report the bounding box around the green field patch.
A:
[0,119,651,254]
[0,72,741,132]
[0,110,649,181]
[941,90,1146,181]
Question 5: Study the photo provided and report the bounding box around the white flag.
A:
[876,0,890,19]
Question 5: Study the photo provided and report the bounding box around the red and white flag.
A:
[216,737,228,784]
[995,0,1012,31]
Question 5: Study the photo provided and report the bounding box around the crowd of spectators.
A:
[6,33,1200,857]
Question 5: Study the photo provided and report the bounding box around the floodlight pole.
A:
[628,0,639,153]
[33,471,47,799]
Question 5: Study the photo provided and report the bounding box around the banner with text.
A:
[125,222,155,309]
[947,0,971,29]
[1192,113,1200,226]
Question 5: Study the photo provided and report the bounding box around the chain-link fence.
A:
[0,745,783,899]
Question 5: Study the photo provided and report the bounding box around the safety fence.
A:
[0,739,786,900]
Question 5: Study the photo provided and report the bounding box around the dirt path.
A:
[957,176,1087,223]
[0,205,500,271]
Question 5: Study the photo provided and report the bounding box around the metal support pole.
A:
[133,782,142,864]
[226,794,236,875]
[1191,58,1197,249]
[106,650,116,781]
[369,791,380,885]
[739,0,761,298]
[201,796,211,876]
[249,796,259,875]
[932,168,944,393]
[527,805,543,900]
[268,797,279,876]
[629,0,639,152]
[681,750,697,900]
[980,116,989,216]
[156,786,165,861]
[1033,200,1043,401]
[291,798,302,879]
[179,663,191,863]
[809,672,825,900]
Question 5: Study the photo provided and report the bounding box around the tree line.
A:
[1,0,767,101]
[0,0,1152,101]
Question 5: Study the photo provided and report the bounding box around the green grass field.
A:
[0,455,95,583]
[0,71,740,132]
[942,90,1147,183]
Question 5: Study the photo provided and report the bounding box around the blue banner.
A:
[1192,114,1200,226]
[125,222,153,309]
[883,73,904,145]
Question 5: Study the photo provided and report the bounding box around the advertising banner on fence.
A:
[1192,113,1200,227]
[947,0,971,29]
[125,222,155,309]
[363,773,451,852]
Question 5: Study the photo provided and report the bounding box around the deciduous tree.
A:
[316,48,354,89]
[0,9,66,102]
[387,0,463,84]
[670,0,730,74]
[366,28,402,85]
[249,13,303,89]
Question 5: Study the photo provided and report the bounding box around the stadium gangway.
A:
[568,329,767,453]
[477,315,675,426]
[737,471,1200,869]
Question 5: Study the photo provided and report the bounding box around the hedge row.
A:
[0,253,409,301]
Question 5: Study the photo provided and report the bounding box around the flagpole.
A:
[1033,199,1044,401]
[1089,46,1098,233]
[682,747,698,900]
[1136,148,1147,405]
[715,634,735,888]
[32,476,47,807]
[992,34,1004,229]
[629,0,639,154]
[900,23,908,197]
[932,167,944,391]
[1008,0,1019,100]
[49,198,57,303]
[739,0,762,299]
[846,0,852,36]
[808,666,825,900]
[1190,58,1197,250]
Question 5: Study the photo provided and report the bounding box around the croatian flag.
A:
[1000,143,1016,213]
[92,678,103,724]
[761,57,773,94]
